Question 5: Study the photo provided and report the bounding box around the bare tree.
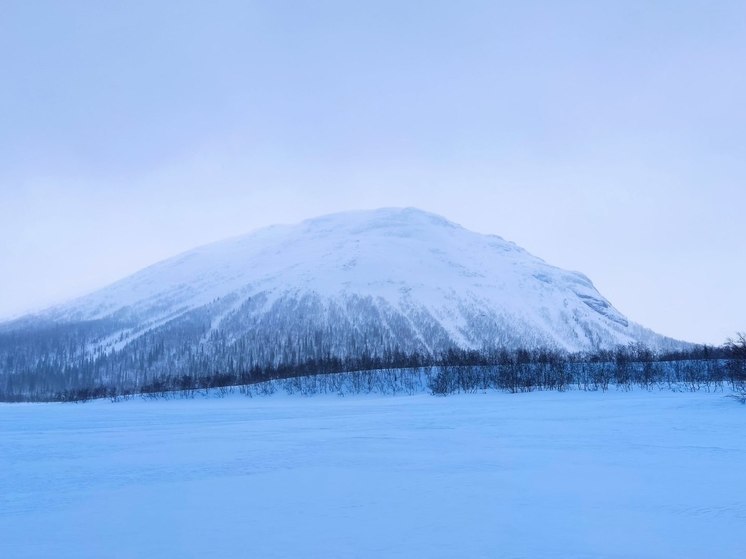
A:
[724,333,746,401]
[725,332,746,358]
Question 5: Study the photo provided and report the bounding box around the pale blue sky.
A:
[1,1,744,344]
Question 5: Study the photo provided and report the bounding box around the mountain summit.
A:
[14,207,679,351]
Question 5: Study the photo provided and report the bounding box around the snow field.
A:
[1,390,744,558]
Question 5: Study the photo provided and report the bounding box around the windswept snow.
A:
[1,390,744,558]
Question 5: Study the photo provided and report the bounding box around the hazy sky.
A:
[1,0,745,345]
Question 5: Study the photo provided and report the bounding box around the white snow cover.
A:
[43,207,681,351]
[1,390,744,558]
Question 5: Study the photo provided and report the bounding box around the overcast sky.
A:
[1,0,744,345]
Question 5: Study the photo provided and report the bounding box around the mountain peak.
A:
[7,207,685,357]
[294,207,462,236]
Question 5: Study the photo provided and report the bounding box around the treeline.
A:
[1,340,744,402]
[427,347,745,395]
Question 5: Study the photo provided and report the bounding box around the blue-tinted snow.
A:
[1,390,744,558]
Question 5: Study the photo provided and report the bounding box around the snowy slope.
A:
[21,207,681,354]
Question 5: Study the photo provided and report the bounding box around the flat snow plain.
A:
[1,390,744,558]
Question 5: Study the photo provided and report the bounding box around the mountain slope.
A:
[0,208,687,396]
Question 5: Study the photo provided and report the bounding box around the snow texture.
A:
[1,390,744,558]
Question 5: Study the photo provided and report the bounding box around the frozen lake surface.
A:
[1,390,744,558]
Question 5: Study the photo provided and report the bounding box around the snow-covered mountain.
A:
[12,207,683,351]
[1,207,687,396]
